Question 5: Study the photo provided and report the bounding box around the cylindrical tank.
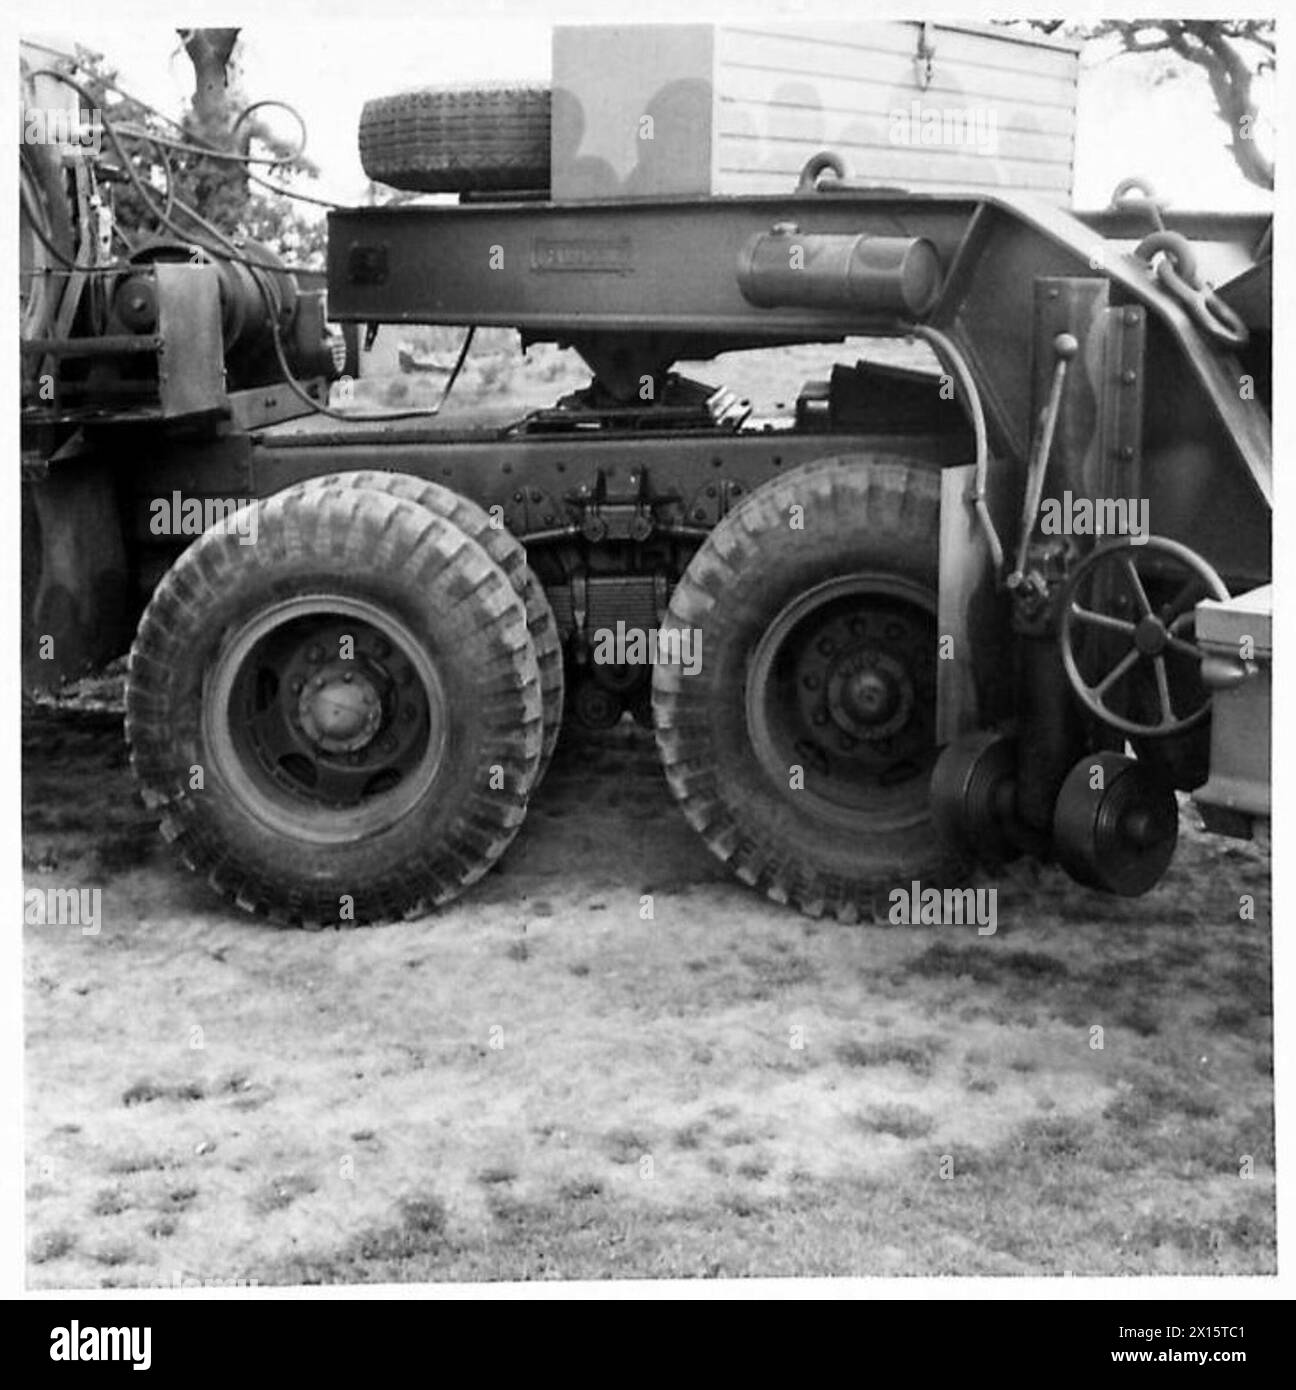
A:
[737,226,942,318]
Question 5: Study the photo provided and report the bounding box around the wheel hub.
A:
[826,649,912,741]
[1132,614,1169,656]
[297,665,383,753]
[746,572,938,826]
[207,598,445,839]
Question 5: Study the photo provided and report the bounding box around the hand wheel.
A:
[1059,536,1229,738]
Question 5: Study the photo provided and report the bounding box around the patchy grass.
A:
[249,1174,318,1216]
[857,1104,935,1140]
[24,609,1272,1285]
[30,1230,76,1264]
[836,1035,946,1077]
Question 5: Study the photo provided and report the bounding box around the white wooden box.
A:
[552,22,1079,203]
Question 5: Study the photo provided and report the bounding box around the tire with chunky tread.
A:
[125,484,542,926]
[652,456,967,923]
[359,84,550,194]
[286,470,564,783]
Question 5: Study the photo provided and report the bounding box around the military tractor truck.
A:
[20,23,1271,925]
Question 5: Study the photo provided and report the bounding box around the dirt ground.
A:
[23,341,1274,1285]
[23,693,1273,1285]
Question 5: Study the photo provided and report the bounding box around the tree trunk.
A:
[176,28,246,233]
[179,28,240,136]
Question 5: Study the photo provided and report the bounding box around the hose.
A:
[904,322,1004,576]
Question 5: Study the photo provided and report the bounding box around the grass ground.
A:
[24,691,1273,1285]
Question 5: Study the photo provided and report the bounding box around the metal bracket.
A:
[505,484,565,536]
[1100,303,1146,500]
[915,22,937,90]
[684,476,746,527]
[572,467,653,542]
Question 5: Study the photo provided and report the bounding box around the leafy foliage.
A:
[66,34,327,265]
[1024,20,1274,189]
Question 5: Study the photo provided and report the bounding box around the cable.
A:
[245,167,346,210]
[31,66,445,421]
[112,223,139,257]
[33,70,348,239]
[69,59,191,134]
[114,114,303,168]
[111,121,344,210]
[114,125,345,209]
[230,99,308,166]
[20,182,76,270]
[32,69,216,251]
[905,322,1004,576]
[252,247,473,422]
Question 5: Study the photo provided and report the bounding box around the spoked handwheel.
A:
[1059,537,1229,738]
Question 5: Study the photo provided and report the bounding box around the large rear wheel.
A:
[126,484,542,925]
[653,457,964,922]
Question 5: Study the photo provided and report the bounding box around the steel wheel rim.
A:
[203,593,448,845]
[745,572,938,829]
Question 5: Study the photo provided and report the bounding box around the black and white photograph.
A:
[7,0,1284,1316]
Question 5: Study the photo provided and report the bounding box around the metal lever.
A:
[1008,332,1079,590]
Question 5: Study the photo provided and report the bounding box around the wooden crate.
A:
[552,21,1079,203]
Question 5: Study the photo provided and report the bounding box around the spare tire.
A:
[359,83,551,194]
